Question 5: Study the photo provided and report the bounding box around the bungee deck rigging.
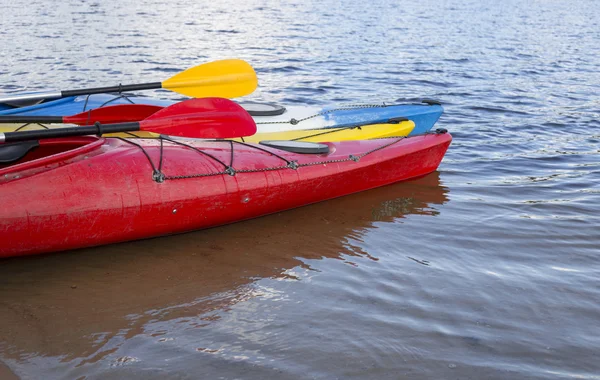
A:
[120,131,445,183]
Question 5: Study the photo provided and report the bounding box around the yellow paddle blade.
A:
[233,121,416,143]
[162,59,258,98]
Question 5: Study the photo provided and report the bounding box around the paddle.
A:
[0,98,257,144]
[0,104,163,125]
[0,59,257,104]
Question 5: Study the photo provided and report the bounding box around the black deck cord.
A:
[15,123,49,131]
[119,136,291,181]
[82,94,91,111]
[230,140,293,165]
[81,89,135,112]
[116,134,414,182]
[98,88,136,108]
[160,136,230,170]
[117,137,160,175]
[290,125,358,142]
[160,137,294,170]
[158,137,164,173]
[228,140,234,168]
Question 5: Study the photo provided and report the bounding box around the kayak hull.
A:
[0,132,451,258]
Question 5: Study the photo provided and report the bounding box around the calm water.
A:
[1,0,600,379]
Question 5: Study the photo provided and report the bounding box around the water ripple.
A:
[1,0,600,379]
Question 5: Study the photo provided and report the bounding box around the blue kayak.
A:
[0,94,443,135]
[0,94,172,115]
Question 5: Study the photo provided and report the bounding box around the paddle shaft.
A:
[0,83,163,104]
[0,116,64,124]
[62,83,162,97]
[0,59,257,105]
[0,122,140,143]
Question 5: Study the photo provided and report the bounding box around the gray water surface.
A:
[1,0,599,379]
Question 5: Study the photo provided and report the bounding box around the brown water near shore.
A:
[1,174,448,378]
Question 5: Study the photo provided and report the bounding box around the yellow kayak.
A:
[0,120,415,141]
[237,121,414,142]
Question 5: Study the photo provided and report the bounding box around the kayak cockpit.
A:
[0,136,104,174]
[0,141,40,164]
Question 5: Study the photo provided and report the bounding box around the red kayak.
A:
[0,131,451,258]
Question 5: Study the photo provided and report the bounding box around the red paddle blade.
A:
[63,104,164,125]
[139,98,257,138]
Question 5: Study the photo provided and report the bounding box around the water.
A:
[1,0,600,378]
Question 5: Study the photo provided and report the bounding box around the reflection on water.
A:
[0,174,448,376]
